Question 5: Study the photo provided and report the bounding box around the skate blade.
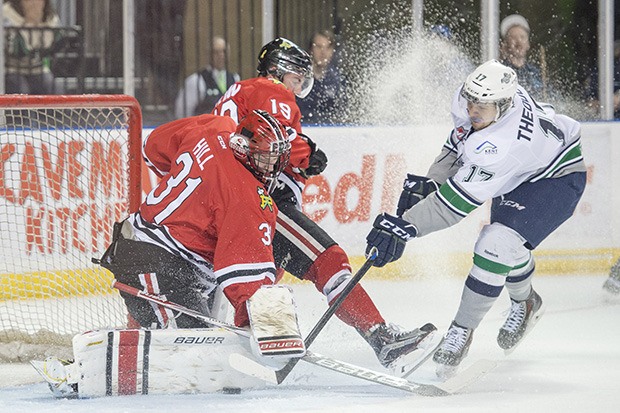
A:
[504,302,546,356]
[392,332,442,378]
[603,277,620,294]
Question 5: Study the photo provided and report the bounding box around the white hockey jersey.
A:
[402,85,586,237]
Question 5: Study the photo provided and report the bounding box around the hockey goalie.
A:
[32,110,306,397]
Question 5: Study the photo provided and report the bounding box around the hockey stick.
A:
[274,247,378,384]
[111,280,251,337]
[111,279,452,395]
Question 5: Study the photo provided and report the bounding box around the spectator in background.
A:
[175,36,240,118]
[3,0,61,94]
[500,14,544,100]
[584,40,620,119]
[297,30,347,125]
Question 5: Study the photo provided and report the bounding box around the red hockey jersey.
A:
[135,114,278,325]
[212,76,311,188]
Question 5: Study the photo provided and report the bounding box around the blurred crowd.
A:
[3,1,618,125]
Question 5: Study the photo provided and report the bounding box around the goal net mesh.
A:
[0,97,141,361]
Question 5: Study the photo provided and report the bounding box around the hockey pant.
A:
[272,198,384,332]
[98,222,266,329]
[454,172,586,328]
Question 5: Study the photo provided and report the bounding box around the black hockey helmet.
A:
[257,37,314,98]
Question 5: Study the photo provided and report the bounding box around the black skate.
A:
[433,321,474,379]
[362,322,437,371]
[603,260,620,294]
[497,288,545,353]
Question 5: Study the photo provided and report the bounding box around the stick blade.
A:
[228,353,278,384]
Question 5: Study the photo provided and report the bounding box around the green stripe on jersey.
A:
[535,142,583,181]
[438,182,479,215]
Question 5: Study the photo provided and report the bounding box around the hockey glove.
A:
[396,174,439,217]
[302,134,328,176]
[365,213,418,267]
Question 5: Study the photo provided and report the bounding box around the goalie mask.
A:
[230,110,291,192]
[460,59,518,126]
[257,37,314,98]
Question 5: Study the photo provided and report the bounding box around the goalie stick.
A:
[112,279,495,396]
[275,247,378,384]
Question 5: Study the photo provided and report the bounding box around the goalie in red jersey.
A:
[97,110,308,364]
[213,38,437,372]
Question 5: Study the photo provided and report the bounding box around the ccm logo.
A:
[379,218,414,241]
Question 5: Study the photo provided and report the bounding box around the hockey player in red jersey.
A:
[214,38,437,372]
[97,110,301,338]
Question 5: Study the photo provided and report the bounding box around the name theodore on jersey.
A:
[173,335,226,344]
[516,89,533,142]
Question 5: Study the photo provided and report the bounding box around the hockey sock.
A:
[305,245,384,332]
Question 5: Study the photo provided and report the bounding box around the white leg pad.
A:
[33,328,266,398]
[247,285,305,363]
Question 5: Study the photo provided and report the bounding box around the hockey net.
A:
[0,95,142,361]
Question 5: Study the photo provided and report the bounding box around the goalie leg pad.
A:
[247,285,305,363]
[33,328,266,398]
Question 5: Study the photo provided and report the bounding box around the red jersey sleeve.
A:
[212,182,278,326]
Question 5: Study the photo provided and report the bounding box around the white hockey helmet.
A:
[460,59,518,121]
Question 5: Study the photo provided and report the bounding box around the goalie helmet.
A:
[230,110,291,192]
[460,59,518,121]
[257,37,314,98]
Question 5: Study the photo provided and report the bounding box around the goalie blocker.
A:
[31,328,267,398]
[247,285,306,368]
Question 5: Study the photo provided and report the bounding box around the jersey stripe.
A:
[276,213,325,260]
[216,262,276,289]
[130,213,215,280]
[529,139,584,182]
[437,179,482,217]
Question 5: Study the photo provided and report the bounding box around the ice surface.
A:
[1,273,618,412]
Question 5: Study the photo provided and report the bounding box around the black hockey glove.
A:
[396,174,439,217]
[365,213,418,267]
[302,134,328,177]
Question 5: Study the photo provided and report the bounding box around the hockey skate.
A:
[362,322,438,375]
[602,260,620,294]
[30,357,78,398]
[497,288,545,354]
[433,321,474,380]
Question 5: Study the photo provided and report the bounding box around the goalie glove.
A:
[396,174,439,217]
[365,213,417,267]
[301,134,328,177]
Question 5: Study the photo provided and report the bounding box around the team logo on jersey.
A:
[257,187,274,211]
[474,140,498,154]
[454,126,468,141]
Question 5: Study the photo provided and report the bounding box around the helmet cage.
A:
[231,110,291,192]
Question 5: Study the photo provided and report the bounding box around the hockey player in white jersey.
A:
[365,59,587,377]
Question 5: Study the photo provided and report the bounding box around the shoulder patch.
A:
[474,140,498,155]
[257,187,274,211]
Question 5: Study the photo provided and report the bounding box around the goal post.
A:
[0,94,142,360]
